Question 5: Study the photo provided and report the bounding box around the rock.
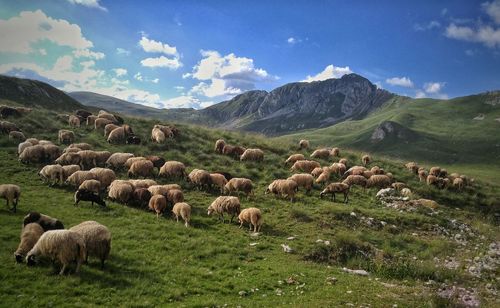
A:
[325,277,337,285]
[287,236,296,240]
[249,242,258,246]
[281,244,293,253]
[350,212,357,217]
[238,290,247,296]
[342,267,369,276]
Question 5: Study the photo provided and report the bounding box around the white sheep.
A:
[238,207,263,232]
[69,221,111,269]
[172,202,191,227]
[0,184,21,212]
[39,164,64,186]
[14,223,44,263]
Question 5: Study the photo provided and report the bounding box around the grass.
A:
[0,106,499,307]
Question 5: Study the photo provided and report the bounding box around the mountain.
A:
[0,75,85,112]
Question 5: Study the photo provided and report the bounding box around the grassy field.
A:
[0,107,499,307]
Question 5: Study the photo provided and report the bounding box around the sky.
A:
[0,0,499,109]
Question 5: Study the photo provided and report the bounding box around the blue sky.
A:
[0,0,499,109]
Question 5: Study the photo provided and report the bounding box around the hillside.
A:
[0,100,499,307]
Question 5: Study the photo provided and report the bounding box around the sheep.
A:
[68,115,81,128]
[153,124,175,138]
[240,148,264,162]
[449,173,461,182]
[148,195,167,218]
[429,166,441,177]
[131,188,152,208]
[331,147,340,157]
[342,166,367,178]
[106,152,134,170]
[69,221,111,269]
[74,189,106,207]
[213,171,233,180]
[453,178,464,191]
[210,173,228,194]
[98,112,118,123]
[366,174,392,189]
[95,151,112,167]
[159,161,187,179]
[14,223,45,263]
[342,175,367,191]
[287,173,314,194]
[400,188,412,198]
[78,179,101,194]
[108,181,134,204]
[265,179,298,202]
[104,124,119,137]
[19,145,45,164]
[391,182,407,191]
[370,166,385,175]
[39,164,64,185]
[128,160,155,178]
[58,130,75,145]
[222,145,246,158]
[9,130,25,141]
[437,177,450,189]
[0,184,20,212]
[405,162,419,174]
[299,139,309,150]
[75,110,92,120]
[54,152,80,166]
[66,170,97,187]
[418,169,428,182]
[0,106,21,118]
[43,144,62,162]
[311,148,331,159]
[290,160,321,173]
[166,189,184,205]
[86,115,98,127]
[207,196,241,223]
[146,155,166,170]
[18,141,33,156]
[148,185,170,196]
[172,202,191,227]
[151,127,166,143]
[39,139,53,145]
[62,164,81,180]
[94,118,113,130]
[23,212,64,231]
[238,208,263,232]
[316,170,331,184]
[126,135,141,145]
[107,125,133,144]
[69,143,92,150]
[362,170,374,179]
[64,147,81,153]
[311,167,324,178]
[188,169,212,190]
[89,167,116,188]
[285,154,305,165]
[77,150,97,169]
[426,174,438,186]
[128,179,157,189]
[25,137,39,145]
[26,229,86,275]
[214,139,225,153]
[330,162,347,177]
[339,158,348,166]
[439,169,448,178]
[362,154,371,166]
[320,183,350,203]
[224,178,253,198]
[0,120,19,133]
[124,157,147,169]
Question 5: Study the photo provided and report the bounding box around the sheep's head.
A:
[14,253,24,263]
[319,190,326,199]
[207,206,214,216]
[26,253,37,266]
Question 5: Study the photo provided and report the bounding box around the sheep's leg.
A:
[333,193,336,202]
[239,221,243,228]
[59,264,67,275]
[75,260,81,274]
[175,215,179,222]
[100,259,105,270]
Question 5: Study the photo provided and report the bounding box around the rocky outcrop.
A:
[370,121,417,143]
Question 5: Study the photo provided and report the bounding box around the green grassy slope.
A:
[0,105,499,307]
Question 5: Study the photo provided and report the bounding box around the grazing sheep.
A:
[172,202,191,227]
[0,120,19,133]
[68,115,80,128]
[222,145,246,158]
[299,139,309,150]
[207,196,241,223]
[19,145,45,164]
[224,178,253,198]
[154,124,174,139]
[213,171,233,181]
[330,163,347,177]
[342,166,367,178]
[86,115,98,127]
[0,184,20,212]
[23,212,64,231]
[238,208,263,232]
[106,152,134,170]
[9,130,25,141]
[75,110,92,120]
[338,158,348,166]
[108,181,134,204]
[370,166,385,175]
[331,147,340,157]
[426,174,438,186]
[210,173,228,193]
[453,178,464,191]
[320,183,350,203]
[391,182,407,191]
[290,160,321,173]
[124,157,147,169]
[77,150,97,169]
[14,223,45,263]
[148,195,167,218]
[42,144,62,162]
[151,127,166,143]
[287,173,314,194]
[405,162,419,174]
[69,221,111,269]
[362,170,374,179]
[98,112,118,123]
[131,188,152,208]
[362,154,371,166]
[62,165,81,180]
[25,137,39,145]
[316,170,331,184]
[146,155,165,170]
[128,179,157,189]
[89,167,115,188]
[214,139,225,153]
[159,161,187,179]
[148,185,170,196]
[439,169,448,178]
[165,189,184,205]
[400,188,412,198]
[69,143,92,150]
[311,167,324,178]
[107,125,133,144]
[58,130,75,145]
[17,141,33,156]
[418,169,428,182]
[449,173,460,182]
[126,135,141,145]
[285,154,305,165]
[0,106,21,118]
[437,177,450,190]
[94,151,112,167]
[78,179,101,194]
[39,164,64,185]
[342,175,367,191]
[26,230,85,275]
[188,169,212,190]
[66,170,97,187]
[104,124,119,137]
[128,160,155,178]
[366,174,392,189]
[240,148,264,162]
[265,179,298,202]
[429,166,441,177]
[311,148,331,160]
[94,118,113,130]
[74,189,106,207]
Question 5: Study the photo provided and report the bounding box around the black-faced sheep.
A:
[287,173,314,194]
[265,179,298,202]
[159,161,186,179]
[214,139,225,153]
[240,148,264,162]
[299,139,309,150]
[74,189,106,207]
[69,221,111,269]
[58,129,75,145]
[39,164,64,185]
[207,196,241,223]
[14,223,44,263]
[172,202,191,227]
[105,152,134,170]
[224,178,253,198]
[128,160,155,178]
[320,182,350,203]
[238,207,263,232]
[75,110,92,120]
[0,184,20,212]
[23,212,64,231]
[285,154,305,165]
[148,194,167,218]
[290,160,321,173]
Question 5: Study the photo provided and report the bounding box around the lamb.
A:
[165,189,184,205]
[172,202,191,227]
[131,188,152,208]
[23,212,64,231]
[151,127,166,143]
[86,115,98,127]
[68,115,81,128]
[69,221,111,269]
[95,151,112,167]
[299,139,309,150]
[58,130,75,145]
[146,155,166,170]
[362,154,371,166]
[290,160,321,173]
[429,166,441,177]
[311,167,324,178]
[108,181,134,204]
[224,178,253,198]
[89,167,116,188]
[453,178,464,191]
[391,182,407,191]
[14,223,45,263]
[128,160,155,178]
[18,141,33,156]
[106,152,134,169]
[320,182,350,203]
[366,174,392,189]
[9,130,25,141]
[240,148,264,162]
[426,174,438,186]
[62,165,81,180]
[0,184,21,212]
[159,161,187,179]
[210,173,228,194]
[285,154,305,165]
[330,162,347,176]
[66,170,97,187]
[148,195,167,218]
[207,196,241,223]
[418,169,428,182]
[77,150,97,169]
[311,148,331,159]
[188,169,212,190]
[287,173,314,194]
[69,143,92,150]
[104,124,119,137]
[342,175,367,191]
[405,162,419,174]
[214,139,225,153]
[331,147,340,157]
[107,125,133,144]
[38,164,64,185]
[238,207,263,232]
[19,145,45,164]
[74,189,106,207]
[26,229,86,275]
[94,118,113,130]
[78,179,101,194]
[265,179,298,202]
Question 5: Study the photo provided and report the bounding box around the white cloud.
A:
[415,90,426,98]
[151,78,159,84]
[174,86,185,91]
[374,81,383,89]
[39,48,47,56]
[385,76,414,88]
[287,37,301,44]
[164,95,213,109]
[113,68,127,77]
[67,0,107,11]
[413,21,441,31]
[423,82,445,94]
[483,0,500,24]
[190,79,242,98]
[414,82,448,99]
[302,64,353,82]
[140,56,182,69]
[139,36,178,56]
[445,23,500,48]
[116,48,130,55]
[73,48,105,59]
[134,72,143,81]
